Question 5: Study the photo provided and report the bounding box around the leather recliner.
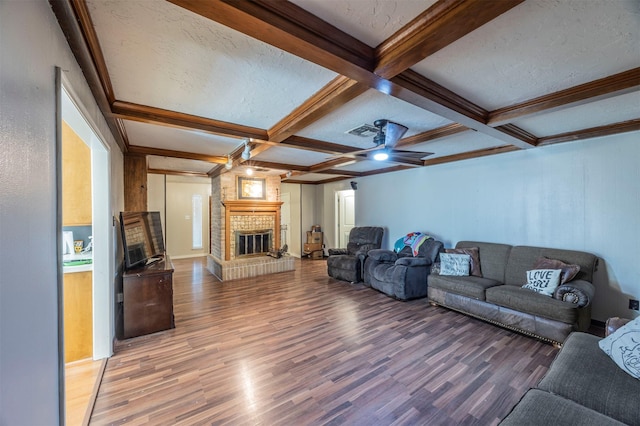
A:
[326,226,384,283]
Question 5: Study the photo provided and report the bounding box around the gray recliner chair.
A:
[364,237,444,300]
[327,226,384,283]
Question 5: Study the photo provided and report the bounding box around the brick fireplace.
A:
[207,172,294,281]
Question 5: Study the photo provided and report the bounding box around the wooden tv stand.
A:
[122,255,174,339]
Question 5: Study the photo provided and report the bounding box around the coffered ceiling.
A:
[52,0,640,184]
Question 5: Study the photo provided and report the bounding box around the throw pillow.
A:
[445,247,482,277]
[522,269,562,297]
[533,256,580,284]
[598,317,640,379]
[440,253,471,276]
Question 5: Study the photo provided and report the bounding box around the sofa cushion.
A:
[522,269,562,297]
[439,253,471,276]
[598,316,640,379]
[533,256,581,284]
[445,247,482,277]
[504,246,597,286]
[428,274,502,300]
[486,285,578,324]
[538,332,640,426]
[499,389,626,426]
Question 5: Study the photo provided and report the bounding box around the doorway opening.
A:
[59,72,113,425]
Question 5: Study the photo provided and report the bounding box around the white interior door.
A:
[337,190,355,247]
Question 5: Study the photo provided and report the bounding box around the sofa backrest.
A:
[398,238,444,261]
[504,245,598,286]
[455,241,512,282]
[346,226,384,255]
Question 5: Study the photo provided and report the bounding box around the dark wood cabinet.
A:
[122,256,174,339]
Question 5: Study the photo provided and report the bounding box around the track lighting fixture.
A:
[241,140,251,161]
[225,155,233,170]
[286,171,292,178]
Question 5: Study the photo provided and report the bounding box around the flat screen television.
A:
[120,211,165,270]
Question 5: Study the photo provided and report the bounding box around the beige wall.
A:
[148,175,211,259]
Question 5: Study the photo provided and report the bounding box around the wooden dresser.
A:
[122,256,174,339]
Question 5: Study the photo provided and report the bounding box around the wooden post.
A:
[124,153,147,211]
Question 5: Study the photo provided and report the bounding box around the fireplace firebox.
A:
[235,229,273,258]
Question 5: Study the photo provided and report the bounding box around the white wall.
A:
[347,132,639,322]
[0,1,124,424]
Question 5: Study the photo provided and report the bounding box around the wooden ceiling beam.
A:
[537,118,640,146]
[489,67,640,126]
[309,158,360,173]
[148,168,209,178]
[111,101,267,140]
[49,0,127,151]
[167,0,377,84]
[375,0,525,79]
[127,145,227,164]
[396,123,468,148]
[282,136,363,155]
[268,77,368,143]
[422,145,520,166]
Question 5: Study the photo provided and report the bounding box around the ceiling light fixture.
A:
[225,155,233,170]
[241,140,251,160]
[373,150,389,161]
[246,167,253,176]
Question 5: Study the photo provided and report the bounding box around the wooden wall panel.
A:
[124,153,147,211]
[62,121,92,226]
[64,271,93,363]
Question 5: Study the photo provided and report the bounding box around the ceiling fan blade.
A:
[384,121,408,149]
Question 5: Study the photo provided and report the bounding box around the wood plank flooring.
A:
[66,358,105,426]
[91,257,558,425]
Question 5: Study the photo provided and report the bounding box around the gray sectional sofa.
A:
[500,319,640,426]
[428,241,598,346]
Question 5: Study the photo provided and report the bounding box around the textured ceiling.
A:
[60,0,640,184]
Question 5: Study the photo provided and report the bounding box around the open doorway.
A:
[59,73,113,425]
[336,189,355,247]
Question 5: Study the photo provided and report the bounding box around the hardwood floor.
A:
[66,358,105,426]
[91,257,559,425]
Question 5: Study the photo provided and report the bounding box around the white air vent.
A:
[346,124,378,137]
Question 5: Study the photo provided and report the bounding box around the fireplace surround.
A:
[207,175,294,280]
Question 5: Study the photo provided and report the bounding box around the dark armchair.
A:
[364,237,444,300]
[327,226,384,283]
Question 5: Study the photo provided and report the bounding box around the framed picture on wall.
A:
[238,177,266,200]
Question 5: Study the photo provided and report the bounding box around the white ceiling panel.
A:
[512,92,640,137]
[412,0,640,110]
[289,0,436,47]
[296,89,453,148]
[252,145,334,167]
[124,121,243,155]
[410,131,508,160]
[147,156,214,173]
[87,0,338,129]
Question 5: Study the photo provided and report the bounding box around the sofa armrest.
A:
[605,317,632,337]
[552,279,595,308]
[395,257,430,267]
[328,248,348,256]
[367,249,398,263]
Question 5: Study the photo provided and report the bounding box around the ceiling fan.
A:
[340,119,433,166]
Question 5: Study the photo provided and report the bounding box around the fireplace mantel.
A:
[221,200,283,261]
